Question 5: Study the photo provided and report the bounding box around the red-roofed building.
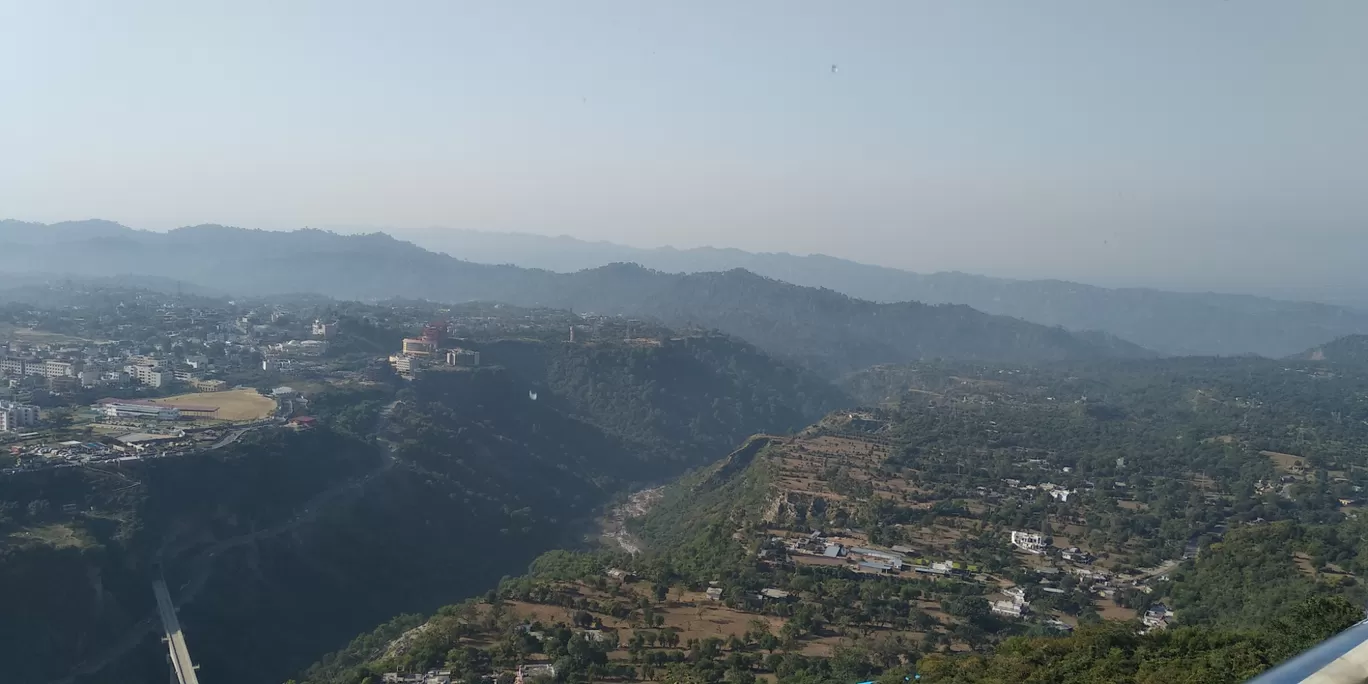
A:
[288,416,318,431]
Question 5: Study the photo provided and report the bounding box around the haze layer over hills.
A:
[0,220,1150,376]
[402,226,1368,358]
[7,219,1366,360]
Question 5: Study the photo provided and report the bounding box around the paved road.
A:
[152,579,200,684]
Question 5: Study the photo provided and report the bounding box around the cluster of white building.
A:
[94,399,181,421]
[0,400,40,432]
[992,586,1030,618]
[0,357,79,379]
[389,347,480,376]
[1003,478,1077,502]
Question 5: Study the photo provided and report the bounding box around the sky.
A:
[2,1,1366,297]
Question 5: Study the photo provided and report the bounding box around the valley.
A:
[7,6,1365,682]
[2,270,1368,684]
[296,351,1368,684]
[0,292,849,683]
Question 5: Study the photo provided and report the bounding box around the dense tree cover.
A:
[478,335,850,465]
[1156,522,1368,628]
[838,357,1368,565]
[910,595,1362,684]
[1298,334,1368,365]
[0,427,381,684]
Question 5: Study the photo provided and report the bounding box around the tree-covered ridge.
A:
[293,461,1365,684]
[476,334,850,465]
[0,222,1153,375]
[910,595,1361,684]
[15,219,1368,359]
[0,426,382,684]
[1298,334,1368,365]
[299,354,1368,684]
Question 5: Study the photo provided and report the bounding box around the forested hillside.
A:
[296,354,1368,684]
[0,427,382,684]
[0,222,1151,374]
[1298,334,1368,365]
[476,334,848,462]
[0,322,845,683]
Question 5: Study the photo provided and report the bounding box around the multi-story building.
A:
[29,359,77,378]
[389,354,415,374]
[1010,531,1047,554]
[401,338,434,356]
[445,348,480,367]
[125,364,171,388]
[94,399,181,421]
[0,400,40,432]
[312,320,338,338]
[0,358,28,376]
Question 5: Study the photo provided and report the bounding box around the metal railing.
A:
[1247,618,1368,683]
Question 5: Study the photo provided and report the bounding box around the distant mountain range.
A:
[0,220,1148,375]
[400,227,1368,358]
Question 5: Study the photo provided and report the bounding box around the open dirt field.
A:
[1263,450,1306,475]
[0,324,98,345]
[152,388,276,421]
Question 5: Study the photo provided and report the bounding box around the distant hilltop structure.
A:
[389,321,479,377]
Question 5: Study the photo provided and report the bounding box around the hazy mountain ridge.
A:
[0,220,1148,374]
[409,227,1368,357]
[1297,334,1368,364]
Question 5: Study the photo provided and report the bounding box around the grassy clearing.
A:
[7,523,95,550]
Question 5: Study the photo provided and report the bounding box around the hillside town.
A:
[0,289,681,476]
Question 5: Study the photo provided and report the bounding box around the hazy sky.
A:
[2,1,1365,294]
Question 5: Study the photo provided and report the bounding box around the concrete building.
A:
[191,378,228,392]
[389,354,415,374]
[0,401,40,432]
[33,359,77,378]
[991,599,1026,618]
[516,664,556,684]
[95,399,181,421]
[312,320,337,338]
[0,358,25,376]
[1011,531,1047,554]
[445,348,480,367]
[125,365,172,388]
[401,338,434,356]
[1049,488,1075,502]
[1143,604,1174,630]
